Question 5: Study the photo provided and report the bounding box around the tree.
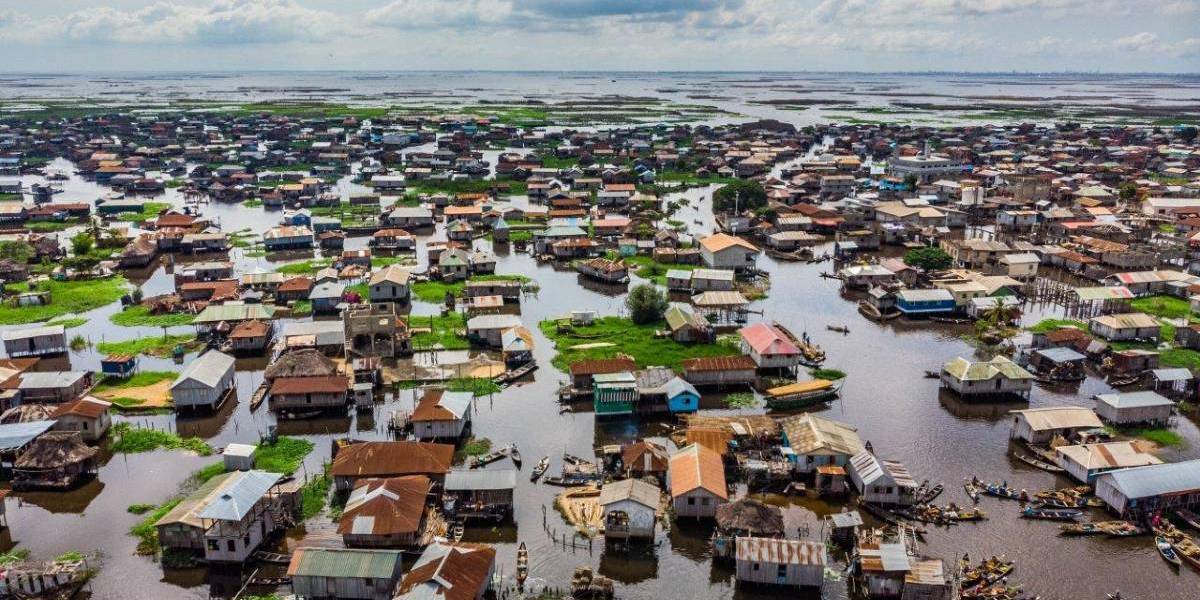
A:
[625,284,668,325]
[1119,182,1139,202]
[0,240,34,263]
[903,246,953,271]
[71,232,94,257]
[1180,126,1198,144]
[713,179,766,213]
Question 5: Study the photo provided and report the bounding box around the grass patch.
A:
[447,377,502,396]
[48,317,88,329]
[110,305,195,327]
[300,465,332,520]
[410,274,529,304]
[810,368,846,380]
[0,549,30,566]
[255,437,315,475]
[94,370,178,392]
[116,202,171,225]
[0,276,127,325]
[25,221,71,232]
[724,392,757,408]
[410,311,469,350]
[456,437,492,462]
[1110,426,1186,448]
[130,498,181,555]
[1158,347,1200,371]
[191,461,226,485]
[621,255,699,286]
[96,334,199,358]
[55,551,85,563]
[109,422,212,455]
[127,503,156,514]
[538,316,740,372]
[276,259,332,276]
[1026,318,1088,333]
[1130,296,1194,320]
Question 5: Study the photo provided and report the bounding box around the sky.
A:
[0,0,1197,73]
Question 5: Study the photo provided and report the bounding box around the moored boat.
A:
[764,378,841,410]
[1013,451,1065,473]
[1157,535,1182,567]
[963,479,980,503]
[516,541,529,588]
[530,456,550,482]
[510,445,522,467]
[1021,506,1082,521]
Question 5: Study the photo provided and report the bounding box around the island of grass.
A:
[538,315,740,372]
[93,370,178,410]
[0,276,128,325]
[620,255,700,286]
[275,259,333,276]
[110,305,195,327]
[410,274,531,304]
[447,377,502,396]
[130,498,182,555]
[1025,318,1088,333]
[116,202,171,225]
[109,422,211,455]
[255,437,315,475]
[96,334,200,358]
[410,312,469,350]
[1130,295,1196,320]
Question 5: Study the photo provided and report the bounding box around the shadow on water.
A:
[598,541,659,584]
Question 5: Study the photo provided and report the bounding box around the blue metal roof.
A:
[0,420,55,452]
[197,470,281,521]
[1102,459,1200,499]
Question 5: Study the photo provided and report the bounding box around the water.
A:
[2,89,1199,599]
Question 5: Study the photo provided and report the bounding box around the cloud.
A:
[1115,32,1200,57]
[2,0,340,45]
[365,0,513,30]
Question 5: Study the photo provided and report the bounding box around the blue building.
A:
[896,289,956,315]
[100,354,138,378]
[663,377,701,413]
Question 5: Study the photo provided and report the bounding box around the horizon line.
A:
[1,69,1199,77]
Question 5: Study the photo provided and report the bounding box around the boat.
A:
[530,456,550,482]
[510,445,522,467]
[1106,374,1141,387]
[1060,522,1103,536]
[924,370,941,379]
[1176,508,1200,531]
[1013,451,1065,473]
[826,324,850,334]
[819,272,842,280]
[1021,506,1082,521]
[516,542,529,588]
[543,475,599,487]
[1157,535,1182,567]
[764,378,842,410]
[1172,536,1200,571]
[1103,521,1146,537]
[562,453,590,466]
[916,482,944,504]
[469,444,514,469]
[963,480,980,503]
[1039,496,1086,509]
[857,300,901,321]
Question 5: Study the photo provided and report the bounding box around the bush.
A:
[625,284,668,325]
[713,179,766,213]
[903,246,953,271]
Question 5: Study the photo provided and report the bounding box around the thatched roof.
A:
[14,432,97,469]
[0,404,56,424]
[264,348,339,381]
[714,498,785,537]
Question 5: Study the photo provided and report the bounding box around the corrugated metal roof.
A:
[196,470,281,521]
[942,355,1033,382]
[444,469,516,491]
[173,350,235,390]
[734,537,825,566]
[1101,459,1200,500]
[1095,391,1174,409]
[2,325,65,341]
[1011,407,1102,432]
[193,303,275,324]
[599,478,660,508]
[466,314,521,330]
[0,420,54,451]
[850,451,918,489]
[287,547,403,579]
[780,414,864,456]
[668,443,727,500]
[18,371,87,389]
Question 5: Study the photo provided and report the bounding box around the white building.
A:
[1093,391,1175,426]
[734,537,825,590]
[1009,407,1102,446]
[847,451,919,506]
[1054,441,1162,484]
[171,350,236,411]
[410,388,473,440]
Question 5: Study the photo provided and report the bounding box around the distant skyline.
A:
[1,0,1197,73]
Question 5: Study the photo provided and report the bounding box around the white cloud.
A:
[2,1,340,45]
[1115,32,1200,57]
[365,0,514,30]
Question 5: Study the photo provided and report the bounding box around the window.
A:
[227,539,236,552]
[207,540,219,551]
[778,565,787,578]
[701,497,710,506]
[753,563,760,571]
[688,497,695,505]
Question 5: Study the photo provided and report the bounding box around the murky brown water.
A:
[4,158,1198,599]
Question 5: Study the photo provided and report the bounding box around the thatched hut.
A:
[712,498,785,559]
[12,432,98,490]
[263,348,340,382]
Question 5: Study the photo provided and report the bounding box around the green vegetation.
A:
[625,283,669,324]
[447,377,502,396]
[0,240,34,262]
[130,498,182,555]
[276,259,332,276]
[69,334,88,351]
[724,392,758,408]
[456,437,493,461]
[0,276,128,325]
[127,503,156,514]
[1108,425,1185,448]
[116,202,171,225]
[539,316,740,372]
[110,305,195,327]
[255,437,315,475]
[191,461,226,485]
[0,549,30,566]
[300,466,333,519]
[54,551,86,563]
[48,317,88,329]
[410,274,530,304]
[25,221,71,233]
[94,370,178,393]
[410,311,469,350]
[1130,295,1195,320]
[810,368,847,380]
[96,334,199,358]
[109,422,212,456]
[713,179,766,213]
[903,246,953,271]
[621,255,699,286]
[1026,318,1088,333]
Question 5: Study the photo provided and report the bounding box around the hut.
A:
[395,542,496,600]
[12,432,98,490]
[410,389,473,441]
[1009,407,1102,446]
[939,355,1034,399]
[665,305,714,343]
[846,451,918,506]
[599,479,660,541]
[713,499,785,560]
[1093,391,1174,427]
[229,320,272,354]
[622,440,668,482]
[681,356,758,388]
[288,548,405,600]
[1054,441,1162,484]
[779,414,865,475]
[263,348,339,382]
[668,443,728,519]
[171,351,236,412]
[17,371,91,404]
[49,396,111,443]
[2,326,67,358]
[331,441,453,492]
[100,354,137,379]
[223,443,256,471]
[443,469,517,521]
[734,537,825,590]
[339,476,431,548]
[268,375,350,416]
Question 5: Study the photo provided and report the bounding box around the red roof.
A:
[331,441,454,478]
[682,355,757,372]
[739,322,800,356]
[569,358,636,376]
[270,375,348,395]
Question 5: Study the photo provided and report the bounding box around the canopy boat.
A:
[516,542,529,588]
[1022,506,1082,521]
[764,378,841,410]
[530,456,550,482]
